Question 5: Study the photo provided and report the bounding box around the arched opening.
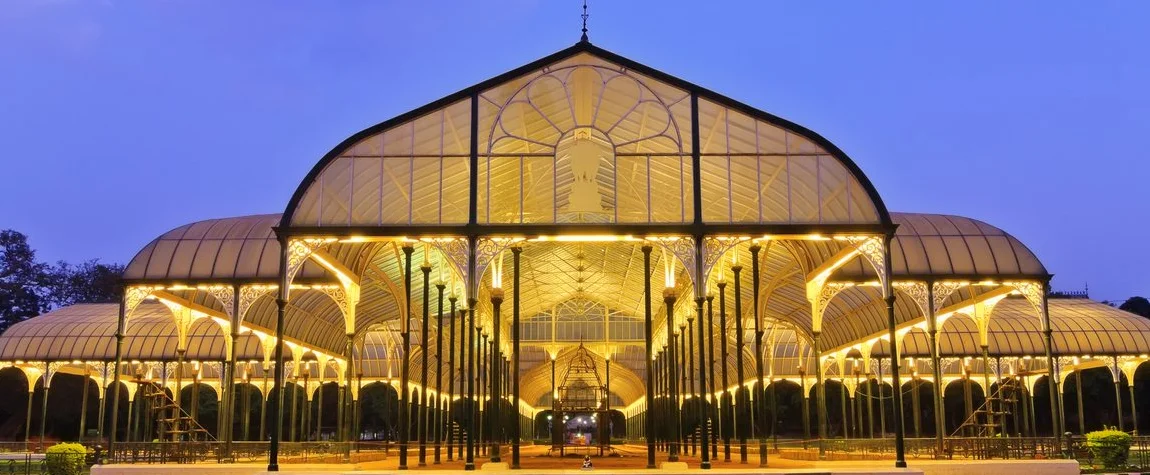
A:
[988,379,1030,437]
[766,379,804,437]
[943,379,985,436]
[266,384,306,442]
[308,382,340,441]
[1064,367,1124,434]
[0,367,32,442]
[179,382,219,439]
[359,382,399,441]
[231,382,263,441]
[900,378,938,438]
[533,410,554,441]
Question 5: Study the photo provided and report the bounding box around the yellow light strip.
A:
[529,234,638,242]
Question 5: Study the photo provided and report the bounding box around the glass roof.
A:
[285,46,884,228]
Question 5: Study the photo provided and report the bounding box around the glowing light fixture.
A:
[530,235,637,242]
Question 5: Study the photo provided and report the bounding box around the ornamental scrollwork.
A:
[1005,281,1045,322]
[938,357,962,375]
[204,286,235,319]
[811,282,852,333]
[1118,356,1144,384]
[985,358,1002,381]
[1054,356,1077,382]
[841,236,886,286]
[472,237,522,295]
[124,285,159,320]
[1096,356,1120,383]
[44,362,66,388]
[931,281,967,313]
[429,237,469,294]
[315,284,361,334]
[649,236,697,289]
[700,236,751,289]
[892,281,929,316]
[238,285,276,323]
[286,238,335,289]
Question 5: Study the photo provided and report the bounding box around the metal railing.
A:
[0,452,101,475]
[75,435,1150,472]
[109,441,404,465]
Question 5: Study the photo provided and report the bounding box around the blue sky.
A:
[1,1,1146,302]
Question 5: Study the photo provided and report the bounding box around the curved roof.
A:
[0,303,266,361]
[896,298,1150,357]
[282,43,890,229]
[123,214,328,283]
[5,298,1149,405]
[835,212,1047,280]
[115,210,1049,360]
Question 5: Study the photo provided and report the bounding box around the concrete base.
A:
[905,459,1078,475]
[91,459,1076,475]
[481,462,511,471]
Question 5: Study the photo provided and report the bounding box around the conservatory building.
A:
[1,40,1148,471]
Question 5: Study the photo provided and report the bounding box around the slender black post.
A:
[732,263,747,463]
[268,241,289,472]
[511,247,522,469]
[679,324,688,452]
[664,290,680,462]
[749,244,767,467]
[479,332,487,457]
[399,245,414,470]
[695,296,711,468]
[550,358,558,453]
[109,299,127,458]
[419,264,431,466]
[926,284,945,453]
[435,282,445,464]
[465,302,476,470]
[883,235,907,468]
[814,333,827,458]
[489,288,504,463]
[718,281,730,461]
[706,294,717,460]
[687,316,696,456]
[642,246,656,468]
[448,294,457,462]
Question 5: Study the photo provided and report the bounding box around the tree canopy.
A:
[1121,296,1150,319]
[0,229,124,332]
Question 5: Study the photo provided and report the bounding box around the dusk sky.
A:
[1,1,1146,303]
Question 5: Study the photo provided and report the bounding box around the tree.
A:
[1120,296,1150,319]
[0,230,51,331]
[47,259,125,307]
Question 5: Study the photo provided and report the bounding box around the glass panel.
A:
[410,157,442,223]
[350,156,383,225]
[758,155,790,222]
[648,156,686,223]
[728,155,759,222]
[700,155,730,222]
[440,157,470,224]
[522,156,556,223]
[697,99,727,154]
[615,155,649,223]
[787,155,819,222]
[380,157,412,224]
[817,155,851,223]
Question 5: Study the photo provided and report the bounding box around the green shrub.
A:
[44,443,88,475]
[1086,428,1131,470]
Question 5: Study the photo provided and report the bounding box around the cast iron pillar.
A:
[664,290,680,462]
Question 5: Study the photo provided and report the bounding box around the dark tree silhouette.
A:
[1120,297,1150,319]
[47,259,125,307]
[0,230,51,331]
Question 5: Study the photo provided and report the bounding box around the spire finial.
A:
[580,0,589,43]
